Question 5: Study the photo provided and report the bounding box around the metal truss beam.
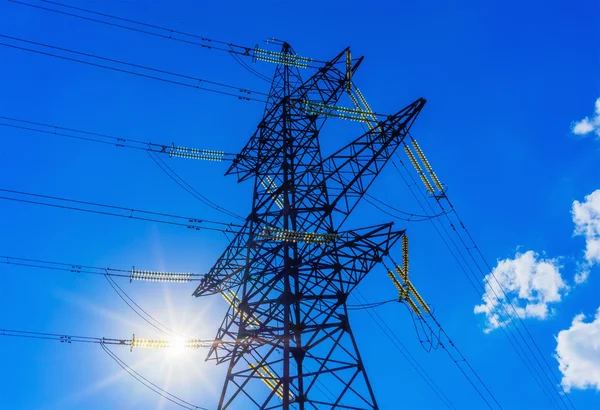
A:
[192,41,425,410]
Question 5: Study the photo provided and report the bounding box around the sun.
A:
[168,336,187,356]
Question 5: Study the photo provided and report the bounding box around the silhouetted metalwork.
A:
[193,42,425,409]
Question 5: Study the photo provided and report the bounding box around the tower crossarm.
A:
[226,46,363,182]
[192,220,298,297]
[290,223,405,295]
[192,222,252,297]
[327,223,405,291]
[319,97,426,228]
[205,223,404,364]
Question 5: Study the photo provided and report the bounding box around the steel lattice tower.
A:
[193,43,425,409]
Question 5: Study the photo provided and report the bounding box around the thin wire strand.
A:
[0,255,203,280]
[0,255,195,337]
[0,116,244,221]
[425,310,503,410]
[392,153,569,410]
[346,299,398,310]
[1,256,128,279]
[396,298,501,409]
[0,328,129,345]
[352,290,457,410]
[362,194,445,222]
[10,0,328,68]
[146,150,244,221]
[0,115,236,157]
[392,157,563,409]
[382,252,500,409]
[103,272,186,338]
[402,133,573,408]
[440,201,576,409]
[364,190,448,220]
[100,344,208,410]
[0,35,267,103]
[228,49,272,83]
[0,188,240,234]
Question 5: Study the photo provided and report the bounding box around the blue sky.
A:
[0,0,599,409]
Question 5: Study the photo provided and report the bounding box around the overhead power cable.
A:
[0,255,196,338]
[362,193,448,222]
[0,188,241,234]
[380,253,502,410]
[392,150,573,410]
[145,151,245,221]
[386,272,503,410]
[1,255,129,280]
[102,273,186,338]
[0,112,438,224]
[0,115,236,160]
[437,195,576,409]
[0,328,131,346]
[392,157,563,410]
[0,115,245,220]
[351,290,457,410]
[0,255,204,282]
[0,34,268,102]
[0,188,352,245]
[346,299,398,310]
[0,329,209,409]
[9,0,327,69]
[0,327,224,350]
[227,47,272,83]
[420,306,502,409]
[100,344,208,410]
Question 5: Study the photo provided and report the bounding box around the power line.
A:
[0,34,268,102]
[0,188,241,234]
[228,48,273,83]
[408,157,574,410]
[345,298,398,310]
[438,199,577,409]
[1,255,132,279]
[9,0,318,83]
[390,288,502,409]
[0,187,364,245]
[10,0,252,56]
[392,150,572,410]
[352,290,457,410]
[379,257,501,409]
[0,328,209,409]
[0,115,237,158]
[0,327,223,349]
[9,0,328,69]
[391,156,564,410]
[0,254,199,337]
[0,115,244,220]
[0,328,131,346]
[146,151,245,221]
[362,193,448,222]
[102,273,186,338]
[0,113,436,225]
[100,344,209,410]
[0,255,201,281]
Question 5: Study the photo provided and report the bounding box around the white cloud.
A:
[556,309,600,392]
[572,98,600,138]
[474,250,568,332]
[574,268,589,285]
[572,189,600,267]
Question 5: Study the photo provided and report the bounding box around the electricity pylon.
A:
[193,43,425,409]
